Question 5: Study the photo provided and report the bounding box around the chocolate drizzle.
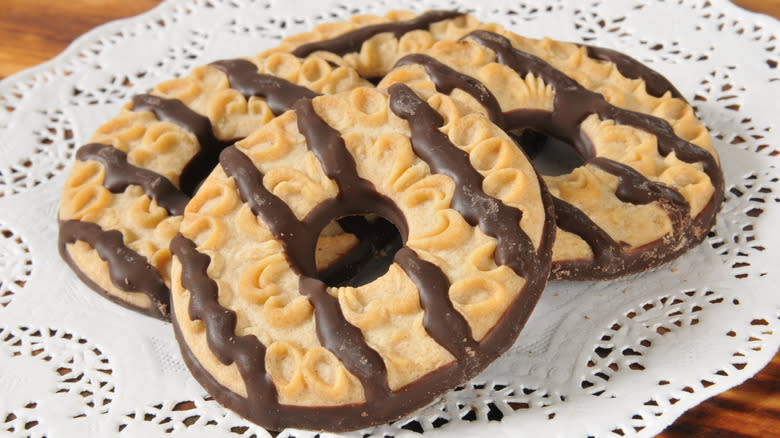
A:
[584,45,683,99]
[388,83,540,278]
[551,197,624,270]
[395,54,505,126]
[59,93,232,319]
[132,94,231,196]
[212,60,405,285]
[291,10,464,59]
[394,247,478,359]
[76,143,189,215]
[170,234,277,399]
[172,87,554,431]
[61,58,337,320]
[58,220,168,319]
[588,157,687,209]
[211,59,319,115]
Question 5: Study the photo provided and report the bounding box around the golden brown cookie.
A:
[58,54,369,319]
[380,31,723,280]
[169,84,555,431]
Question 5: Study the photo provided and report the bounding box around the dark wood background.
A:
[1,0,777,436]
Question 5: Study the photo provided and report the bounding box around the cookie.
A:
[169,84,555,431]
[58,54,369,319]
[380,31,723,280]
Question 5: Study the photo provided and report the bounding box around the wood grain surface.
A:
[0,1,777,437]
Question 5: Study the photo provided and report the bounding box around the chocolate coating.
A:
[395,54,505,126]
[584,45,683,99]
[132,94,232,197]
[387,83,539,278]
[291,10,464,60]
[59,220,168,319]
[76,143,189,216]
[211,59,319,115]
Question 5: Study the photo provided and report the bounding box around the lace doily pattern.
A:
[0,0,778,437]
[0,224,32,309]
[1,326,114,436]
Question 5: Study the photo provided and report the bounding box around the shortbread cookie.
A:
[169,85,555,431]
[58,55,369,319]
[381,31,723,280]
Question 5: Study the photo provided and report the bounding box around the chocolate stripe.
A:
[394,54,505,126]
[132,94,232,196]
[59,219,168,319]
[394,247,477,359]
[171,226,550,432]
[207,59,404,285]
[550,193,696,279]
[211,59,319,115]
[76,143,189,216]
[585,45,683,99]
[299,277,390,401]
[293,98,497,384]
[170,234,278,401]
[219,146,310,273]
[388,83,539,278]
[293,99,375,197]
[588,157,688,209]
[291,10,464,59]
[551,197,623,264]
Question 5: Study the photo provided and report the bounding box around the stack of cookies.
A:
[57,10,723,432]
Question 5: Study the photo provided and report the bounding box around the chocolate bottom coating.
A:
[550,190,721,281]
[58,219,169,320]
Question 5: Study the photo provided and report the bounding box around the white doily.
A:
[1,0,778,436]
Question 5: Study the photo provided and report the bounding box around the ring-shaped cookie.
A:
[380,31,723,280]
[169,85,555,431]
[58,54,369,319]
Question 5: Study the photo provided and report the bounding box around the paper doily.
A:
[1,0,778,436]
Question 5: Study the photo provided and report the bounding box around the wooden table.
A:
[1,1,777,436]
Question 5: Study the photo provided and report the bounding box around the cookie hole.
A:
[317,215,403,288]
[513,130,585,176]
